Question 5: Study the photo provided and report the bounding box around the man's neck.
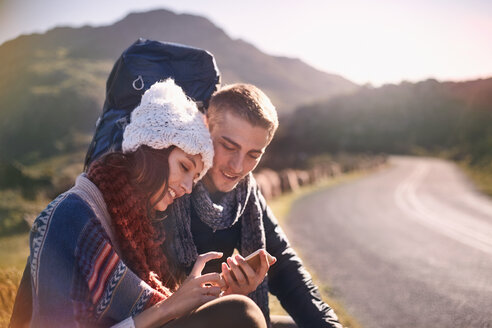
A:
[202,174,225,203]
[209,190,226,203]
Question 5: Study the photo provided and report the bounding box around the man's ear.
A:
[204,113,215,132]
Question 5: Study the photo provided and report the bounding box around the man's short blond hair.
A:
[207,83,278,140]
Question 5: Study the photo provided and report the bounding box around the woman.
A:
[26,80,267,328]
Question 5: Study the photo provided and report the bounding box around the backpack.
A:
[84,38,220,169]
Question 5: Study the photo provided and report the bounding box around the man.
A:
[168,83,342,328]
[10,83,342,328]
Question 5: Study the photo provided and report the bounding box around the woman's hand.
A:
[166,252,226,318]
[220,250,275,296]
[133,252,225,328]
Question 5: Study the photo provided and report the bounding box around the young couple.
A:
[13,79,342,327]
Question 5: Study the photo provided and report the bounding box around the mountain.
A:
[18,9,359,107]
[0,8,357,162]
[443,78,492,111]
[267,77,492,169]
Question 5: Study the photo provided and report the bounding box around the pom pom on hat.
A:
[122,79,214,181]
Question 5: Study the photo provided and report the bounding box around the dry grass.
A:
[0,269,23,327]
[459,162,492,198]
[0,233,29,326]
[0,234,30,271]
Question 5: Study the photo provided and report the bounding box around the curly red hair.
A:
[87,147,179,303]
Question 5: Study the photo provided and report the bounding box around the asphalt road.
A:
[284,156,492,328]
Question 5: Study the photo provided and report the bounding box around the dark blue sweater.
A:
[189,191,342,328]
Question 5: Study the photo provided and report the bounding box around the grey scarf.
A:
[168,173,270,323]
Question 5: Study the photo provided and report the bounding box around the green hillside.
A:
[0,8,356,164]
[269,78,492,193]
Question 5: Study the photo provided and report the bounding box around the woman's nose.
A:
[181,177,193,194]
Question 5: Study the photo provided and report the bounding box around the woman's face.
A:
[152,147,204,212]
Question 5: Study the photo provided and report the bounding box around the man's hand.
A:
[220,250,276,295]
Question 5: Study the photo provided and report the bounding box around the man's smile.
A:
[221,170,240,180]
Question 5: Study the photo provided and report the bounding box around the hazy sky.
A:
[1,0,491,86]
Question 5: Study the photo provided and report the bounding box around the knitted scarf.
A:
[168,173,270,323]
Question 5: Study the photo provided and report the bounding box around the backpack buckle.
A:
[132,75,144,91]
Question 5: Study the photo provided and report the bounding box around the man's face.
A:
[202,110,271,194]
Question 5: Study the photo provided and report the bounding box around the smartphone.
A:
[244,249,276,272]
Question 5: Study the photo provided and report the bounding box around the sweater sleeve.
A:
[110,317,136,328]
[73,216,163,326]
[259,190,342,328]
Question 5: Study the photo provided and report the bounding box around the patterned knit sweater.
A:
[29,175,160,327]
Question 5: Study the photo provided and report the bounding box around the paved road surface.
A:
[284,156,492,328]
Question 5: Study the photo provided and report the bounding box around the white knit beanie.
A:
[122,79,214,182]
